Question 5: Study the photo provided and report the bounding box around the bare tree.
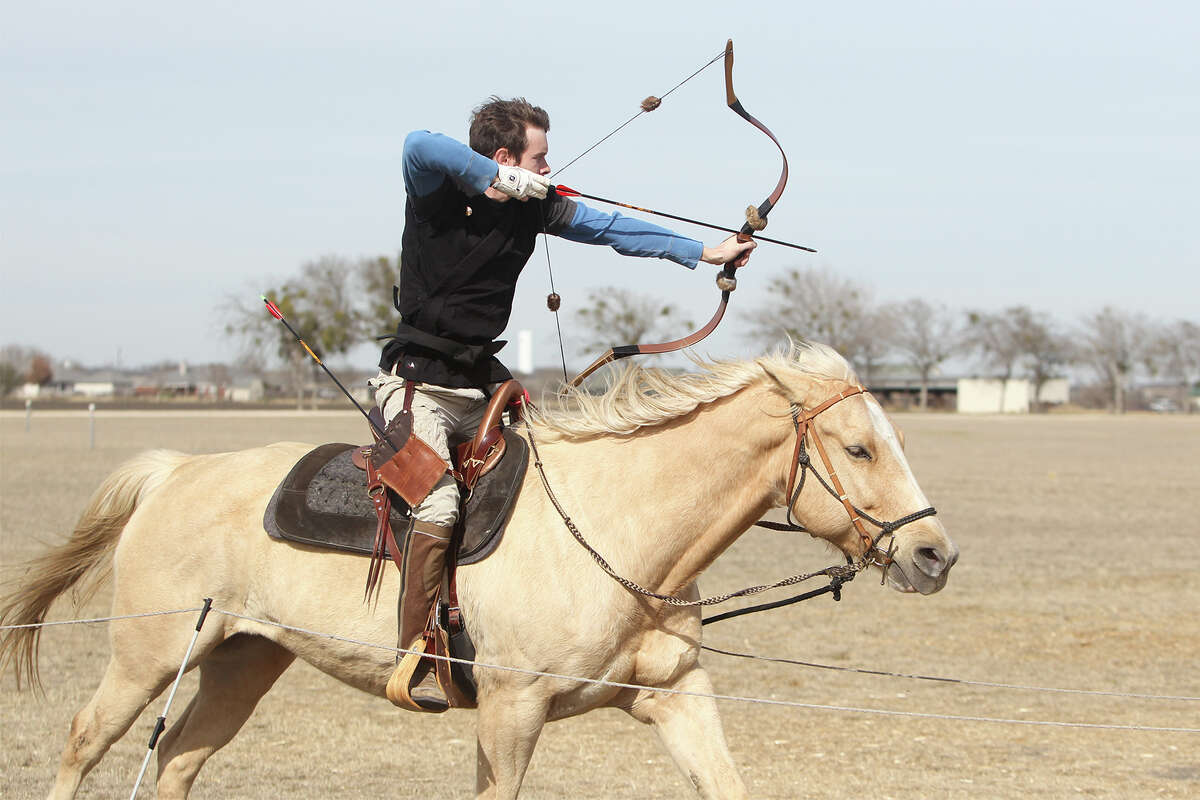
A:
[1011,307,1072,412]
[0,346,52,396]
[741,267,878,372]
[1076,307,1149,413]
[854,307,896,387]
[357,253,401,340]
[1146,319,1200,412]
[891,299,960,410]
[964,308,1027,412]
[573,287,693,359]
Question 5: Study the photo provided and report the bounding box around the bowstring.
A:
[538,203,570,384]
[550,47,727,181]
[541,46,728,386]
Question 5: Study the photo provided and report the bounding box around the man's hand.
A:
[700,235,756,267]
[492,165,550,201]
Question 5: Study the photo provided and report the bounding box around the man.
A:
[372,97,754,711]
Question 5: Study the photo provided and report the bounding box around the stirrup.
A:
[386,636,449,713]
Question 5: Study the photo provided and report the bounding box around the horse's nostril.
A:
[917,547,944,574]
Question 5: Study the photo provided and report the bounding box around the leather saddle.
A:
[263,381,529,566]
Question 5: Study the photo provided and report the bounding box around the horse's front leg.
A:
[623,666,748,800]
[474,686,549,800]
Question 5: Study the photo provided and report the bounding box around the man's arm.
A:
[402,131,498,197]
[554,203,754,269]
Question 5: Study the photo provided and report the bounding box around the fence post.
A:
[88,403,95,449]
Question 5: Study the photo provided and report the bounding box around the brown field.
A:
[2,409,1198,799]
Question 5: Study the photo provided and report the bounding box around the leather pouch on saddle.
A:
[354,389,447,508]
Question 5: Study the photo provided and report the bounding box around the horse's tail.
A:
[0,449,191,689]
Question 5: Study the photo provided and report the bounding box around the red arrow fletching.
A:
[553,184,581,198]
[261,295,284,320]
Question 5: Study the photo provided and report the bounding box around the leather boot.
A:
[386,519,452,712]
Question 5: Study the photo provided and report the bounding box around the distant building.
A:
[866,374,1070,413]
[955,378,1069,413]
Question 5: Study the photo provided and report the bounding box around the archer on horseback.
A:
[371,96,756,712]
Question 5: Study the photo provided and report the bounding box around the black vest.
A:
[379,179,576,387]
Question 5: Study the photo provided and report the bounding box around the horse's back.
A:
[109,442,326,612]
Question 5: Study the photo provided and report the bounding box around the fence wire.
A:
[5,607,1198,734]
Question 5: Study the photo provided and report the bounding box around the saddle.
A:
[263,381,531,706]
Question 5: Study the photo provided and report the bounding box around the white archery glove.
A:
[492,164,550,201]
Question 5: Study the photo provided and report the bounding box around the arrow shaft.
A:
[262,296,389,442]
[553,185,815,253]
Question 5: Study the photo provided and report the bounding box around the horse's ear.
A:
[756,360,801,403]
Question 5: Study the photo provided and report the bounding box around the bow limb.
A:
[567,38,789,388]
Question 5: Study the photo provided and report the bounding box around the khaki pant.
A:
[369,371,488,526]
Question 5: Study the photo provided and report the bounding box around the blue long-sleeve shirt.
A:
[402,130,704,269]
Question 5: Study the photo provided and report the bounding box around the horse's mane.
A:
[527,341,857,440]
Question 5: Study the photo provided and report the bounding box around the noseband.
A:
[759,385,938,573]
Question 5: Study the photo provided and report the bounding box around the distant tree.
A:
[27,355,53,386]
[1146,319,1200,412]
[891,299,960,410]
[223,256,361,409]
[742,267,878,372]
[1,346,33,396]
[964,308,1028,412]
[854,307,896,387]
[1011,307,1072,412]
[358,254,401,340]
[0,362,20,398]
[1076,307,1149,413]
[573,287,694,359]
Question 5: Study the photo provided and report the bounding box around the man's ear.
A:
[493,147,516,166]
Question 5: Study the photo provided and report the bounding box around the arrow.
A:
[261,295,389,442]
[552,184,816,253]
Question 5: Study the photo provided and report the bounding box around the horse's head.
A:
[760,354,958,595]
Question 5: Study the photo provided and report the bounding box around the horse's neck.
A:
[545,384,789,596]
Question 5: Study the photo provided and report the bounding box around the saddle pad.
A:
[263,430,528,565]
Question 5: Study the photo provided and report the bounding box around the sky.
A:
[2,1,1197,372]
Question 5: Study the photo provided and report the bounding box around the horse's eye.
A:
[845,445,872,461]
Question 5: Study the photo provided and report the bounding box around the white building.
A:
[956,378,1070,413]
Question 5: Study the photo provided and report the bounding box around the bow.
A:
[564,39,791,387]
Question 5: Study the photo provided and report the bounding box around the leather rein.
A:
[524,385,938,622]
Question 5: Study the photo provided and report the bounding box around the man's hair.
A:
[469,97,550,160]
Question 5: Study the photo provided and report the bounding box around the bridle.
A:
[757,384,938,578]
[524,383,939,620]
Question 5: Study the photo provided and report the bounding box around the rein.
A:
[522,385,936,620]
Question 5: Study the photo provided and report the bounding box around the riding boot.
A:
[386,519,453,712]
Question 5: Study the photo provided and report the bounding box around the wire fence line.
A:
[699,644,1200,702]
[4,606,1198,734]
[0,607,206,629]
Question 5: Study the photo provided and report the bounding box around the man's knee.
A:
[412,476,461,528]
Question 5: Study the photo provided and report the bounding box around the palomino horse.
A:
[0,344,957,799]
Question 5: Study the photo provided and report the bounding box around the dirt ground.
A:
[1,409,1197,799]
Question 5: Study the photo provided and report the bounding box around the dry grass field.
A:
[1,408,1198,799]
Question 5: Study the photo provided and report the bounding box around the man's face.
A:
[497,125,550,175]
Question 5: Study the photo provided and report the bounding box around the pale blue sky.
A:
[2,1,1196,369]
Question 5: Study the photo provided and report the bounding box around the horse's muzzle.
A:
[885,529,959,595]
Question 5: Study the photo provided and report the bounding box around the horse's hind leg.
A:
[154,634,295,799]
[48,655,175,800]
[622,666,748,800]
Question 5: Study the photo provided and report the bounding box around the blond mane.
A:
[527,341,857,440]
